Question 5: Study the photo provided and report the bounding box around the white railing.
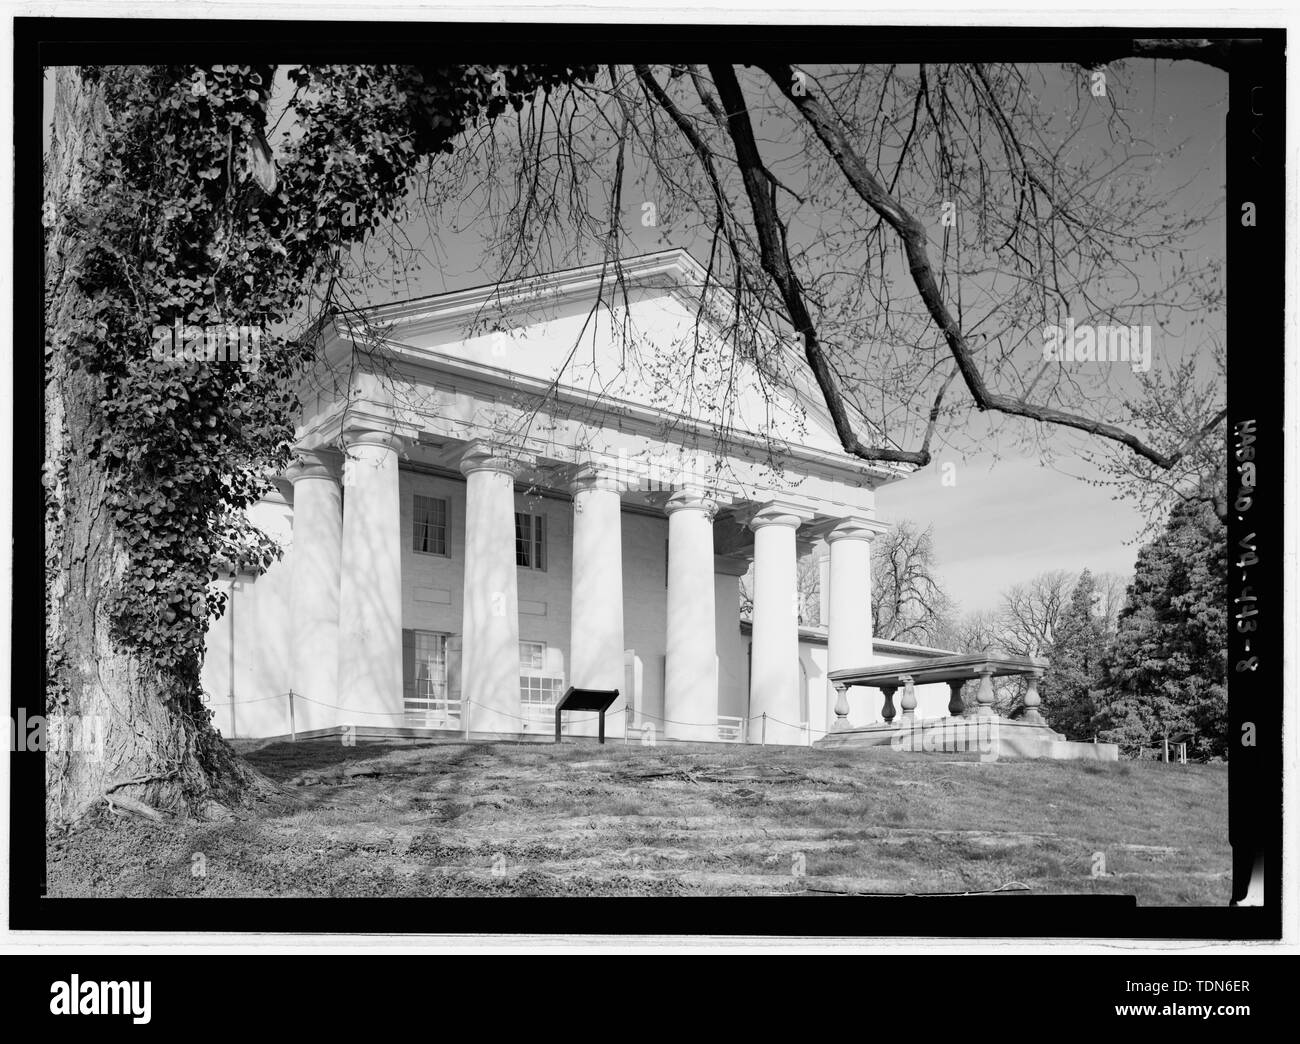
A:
[717,715,746,743]
[404,697,462,729]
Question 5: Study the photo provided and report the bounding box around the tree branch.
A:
[757,61,1223,472]
[706,63,930,467]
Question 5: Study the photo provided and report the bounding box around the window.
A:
[404,631,454,724]
[413,495,449,556]
[520,674,565,707]
[519,640,564,714]
[515,511,546,570]
[519,640,546,671]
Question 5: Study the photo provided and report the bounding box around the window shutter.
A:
[412,497,426,553]
[432,496,448,555]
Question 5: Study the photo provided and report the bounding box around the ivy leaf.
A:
[247,129,278,194]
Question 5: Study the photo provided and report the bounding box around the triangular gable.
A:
[343,249,877,458]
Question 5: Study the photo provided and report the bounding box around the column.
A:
[947,680,966,717]
[748,503,807,746]
[287,448,343,732]
[826,515,888,730]
[898,674,917,722]
[974,665,997,716]
[460,444,527,736]
[1021,669,1045,724]
[568,464,625,737]
[337,428,405,724]
[663,489,718,741]
[880,684,898,724]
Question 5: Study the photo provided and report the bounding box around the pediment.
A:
[344,250,876,459]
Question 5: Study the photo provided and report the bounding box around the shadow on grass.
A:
[235,738,480,781]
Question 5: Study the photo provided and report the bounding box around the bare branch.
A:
[757,61,1222,472]
[707,63,930,467]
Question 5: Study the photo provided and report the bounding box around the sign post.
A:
[554,687,620,744]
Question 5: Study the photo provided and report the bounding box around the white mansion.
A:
[200,249,959,745]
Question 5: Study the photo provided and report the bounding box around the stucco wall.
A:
[619,511,669,733]
[715,573,748,723]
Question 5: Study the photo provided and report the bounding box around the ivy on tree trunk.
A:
[43,63,596,823]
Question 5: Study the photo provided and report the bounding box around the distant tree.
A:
[954,571,1099,720]
[869,520,955,646]
[946,607,1018,715]
[796,555,822,626]
[743,520,953,641]
[1092,570,1131,636]
[1091,499,1228,758]
[1040,569,1107,739]
[997,569,1074,657]
[951,568,1097,719]
[739,552,820,624]
[947,607,1005,656]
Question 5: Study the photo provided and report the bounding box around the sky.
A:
[870,59,1225,612]
[874,455,1146,613]
[43,57,1227,615]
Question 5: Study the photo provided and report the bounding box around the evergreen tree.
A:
[1041,569,1106,739]
[1091,499,1228,758]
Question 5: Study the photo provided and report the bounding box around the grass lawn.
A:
[46,738,1230,902]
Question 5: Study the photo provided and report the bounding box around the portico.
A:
[201,249,911,745]
[276,426,892,743]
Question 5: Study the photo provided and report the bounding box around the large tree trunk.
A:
[44,67,265,825]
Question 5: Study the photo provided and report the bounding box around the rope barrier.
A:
[203,691,287,708]
[205,691,812,735]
